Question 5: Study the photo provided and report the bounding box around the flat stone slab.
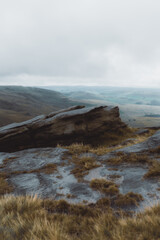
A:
[0,145,160,210]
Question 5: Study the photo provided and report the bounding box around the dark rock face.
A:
[0,105,126,152]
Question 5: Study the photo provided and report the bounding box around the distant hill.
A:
[41,86,160,128]
[64,91,103,101]
[0,86,81,127]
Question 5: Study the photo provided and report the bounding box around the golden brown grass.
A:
[5,163,57,176]
[65,143,91,155]
[70,156,100,180]
[38,163,57,174]
[61,129,156,157]
[150,146,160,154]
[108,174,121,179]
[95,197,111,207]
[114,192,144,207]
[144,160,160,178]
[0,195,160,240]
[0,173,13,195]
[90,178,119,196]
[107,152,151,165]
[91,203,160,240]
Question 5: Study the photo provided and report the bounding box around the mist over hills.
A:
[0,86,81,127]
[0,85,160,128]
[41,86,160,127]
[41,86,160,106]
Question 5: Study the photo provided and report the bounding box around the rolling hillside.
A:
[0,86,81,127]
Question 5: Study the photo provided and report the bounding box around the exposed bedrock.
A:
[0,105,126,152]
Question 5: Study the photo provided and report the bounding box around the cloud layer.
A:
[0,0,160,87]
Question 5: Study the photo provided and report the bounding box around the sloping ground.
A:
[0,86,81,127]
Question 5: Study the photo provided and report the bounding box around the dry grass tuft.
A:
[114,192,144,207]
[0,176,13,195]
[150,146,160,154]
[108,174,121,179]
[91,203,160,240]
[43,198,98,217]
[38,163,57,174]
[96,197,111,208]
[9,163,57,176]
[60,129,157,156]
[90,178,119,195]
[107,152,151,165]
[66,143,91,155]
[144,160,160,178]
[70,156,100,180]
[0,195,69,240]
[1,195,160,240]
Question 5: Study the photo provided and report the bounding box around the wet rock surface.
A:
[0,130,160,210]
[0,105,126,152]
[0,148,102,203]
[85,165,160,210]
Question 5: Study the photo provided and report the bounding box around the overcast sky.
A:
[0,0,160,87]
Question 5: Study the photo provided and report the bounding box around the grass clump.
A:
[43,198,98,217]
[70,156,100,180]
[60,129,156,156]
[0,172,13,195]
[144,160,160,178]
[107,152,150,165]
[9,163,57,175]
[114,192,144,207]
[150,146,160,154]
[108,174,121,179]
[90,178,119,196]
[1,195,160,240]
[38,163,57,174]
[96,197,111,208]
[0,176,13,195]
[0,195,69,240]
[66,143,91,155]
[91,203,160,240]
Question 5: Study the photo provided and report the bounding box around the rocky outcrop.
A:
[0,105,126,152]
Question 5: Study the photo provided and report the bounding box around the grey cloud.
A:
[0,0,160,87]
